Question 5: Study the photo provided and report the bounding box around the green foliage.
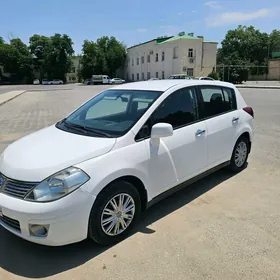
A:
[218,25,280,83]
[208,70,219,80]
[30,33,74,81]
[0,38,33,83]
[80,36,126,79]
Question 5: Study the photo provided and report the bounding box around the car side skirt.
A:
[146,161,230,209]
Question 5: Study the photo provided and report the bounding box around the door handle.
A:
[232,117,239,122]
[195,129,206,136]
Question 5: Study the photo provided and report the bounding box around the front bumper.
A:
[0,188,96,246]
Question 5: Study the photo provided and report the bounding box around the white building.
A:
[126,32,218,81]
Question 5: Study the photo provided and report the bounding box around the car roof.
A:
[111,80,235,92]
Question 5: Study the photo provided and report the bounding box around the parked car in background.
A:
[85,75,111,85]
[33,79,40,85]
[42,79,50,85]
[194,77,215,81]
[110,78,125,84]
[49,79,64,85]
[0,79,254,247]
[169,74,191,80]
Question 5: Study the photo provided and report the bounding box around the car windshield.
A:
[57,89,162,137]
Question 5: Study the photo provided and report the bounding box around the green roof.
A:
[203,40,219,43]
[128,34,218,49]
[157,34,200,44]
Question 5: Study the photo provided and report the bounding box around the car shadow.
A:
[0,167,242,278]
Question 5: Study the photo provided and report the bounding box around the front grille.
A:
[0,215,21,232]
[0,174,38,199]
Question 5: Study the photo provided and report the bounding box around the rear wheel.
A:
[88,180,141,245]
[228,136,249,172]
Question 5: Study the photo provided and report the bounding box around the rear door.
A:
[197,85,239,168]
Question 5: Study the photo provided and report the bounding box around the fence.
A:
[216,64,280,82]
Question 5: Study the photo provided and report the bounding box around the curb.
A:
[0,91,26,107]
[236,86,280,89]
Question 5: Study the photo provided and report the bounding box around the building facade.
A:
[66,56,82,83]
[126,32,218,81]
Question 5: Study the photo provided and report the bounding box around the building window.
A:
[141,56,144,64]
[137,58,139,65]
[147,54,150,63]
[142,72,145,80]
[162,52,165,61]
[132,74,134,81]
[187,68,194,76]
[162,71,165,79]
[156,72,158,78]
[156,53,158,62]
[173,47,178,58]
[137,73,139,80]
[147,72,151,79]
[188,49,193,58]
[132,59,134,66]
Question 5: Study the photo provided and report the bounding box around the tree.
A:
[0,38,33,83]
[80,36,126,79]
[29,33,74,81]
[217,25,274,82]
[80,40,98,79]
[269,29,280,54]
[29,34,50,79]
[44,34,74,81]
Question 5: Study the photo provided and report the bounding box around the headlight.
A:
[25,167,90,202]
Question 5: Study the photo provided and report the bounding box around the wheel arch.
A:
[237,131,251,154]
[95,175,148,212]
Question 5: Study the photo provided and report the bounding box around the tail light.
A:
[243,107,254,118]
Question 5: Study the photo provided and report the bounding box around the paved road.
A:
[0,87,280,280]
[0,84,79,94]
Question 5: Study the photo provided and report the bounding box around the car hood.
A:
[0,125,116,182]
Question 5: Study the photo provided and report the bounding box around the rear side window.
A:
[199,86,237,118]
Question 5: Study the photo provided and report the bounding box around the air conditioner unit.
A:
[149,50,154,55]
[189,58,194,63]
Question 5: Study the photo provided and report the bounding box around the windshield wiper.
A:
[62,120,113,138]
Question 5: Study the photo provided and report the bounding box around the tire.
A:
[228,136,249,173]
[88,180,142,245]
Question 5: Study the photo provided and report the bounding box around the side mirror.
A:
[151,123,173,139]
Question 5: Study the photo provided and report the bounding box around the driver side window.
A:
[135,87,198,141]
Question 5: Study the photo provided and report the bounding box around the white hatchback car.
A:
[0,80,254,246]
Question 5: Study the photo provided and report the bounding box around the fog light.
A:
[29,224,49,237]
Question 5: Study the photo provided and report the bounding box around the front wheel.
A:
[88,180,141,245]
[228,136,249,172]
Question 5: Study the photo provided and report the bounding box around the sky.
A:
[0,0,279,54]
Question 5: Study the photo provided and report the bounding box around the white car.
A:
[0,80,254,246]
[33,79,40,85]
[49,79,63,85]
[110,78,125,84]
[194,77,215,81]
[42,79,50,85]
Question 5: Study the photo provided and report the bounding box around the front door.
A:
[198,85,240,168]
[141,86,207,198]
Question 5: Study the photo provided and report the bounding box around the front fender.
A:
[74,143,152,200]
